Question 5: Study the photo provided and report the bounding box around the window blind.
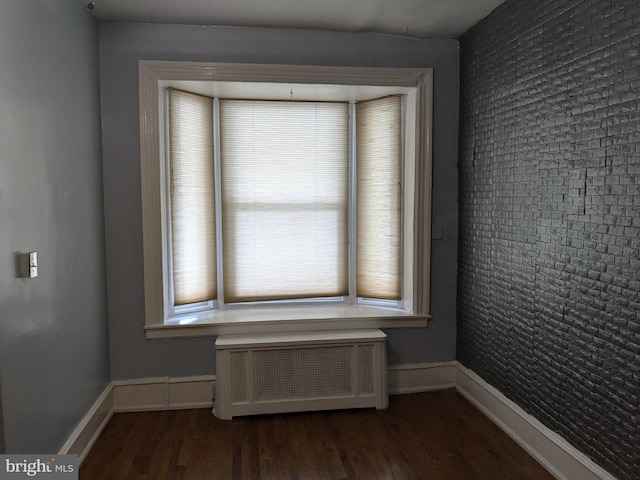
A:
[219,100,349,303]
[356,96,402,300]
[168,89,217,305]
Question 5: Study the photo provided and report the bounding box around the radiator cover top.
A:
[214,329,388,419]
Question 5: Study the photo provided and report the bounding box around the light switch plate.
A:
[29,252,38,278]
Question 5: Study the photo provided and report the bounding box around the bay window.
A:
[139,61,432,338]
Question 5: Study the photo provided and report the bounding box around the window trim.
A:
[139,61,432,338]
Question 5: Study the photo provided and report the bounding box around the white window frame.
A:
[139,61,432,338]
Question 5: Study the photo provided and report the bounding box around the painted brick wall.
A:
[458,0,640,478]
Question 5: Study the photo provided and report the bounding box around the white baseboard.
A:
[59,375,215,464]
[59,384,114,465]
[455,362,616,480]
[62,364,618,480]
[388,361,456,394]
[113,375,216,412]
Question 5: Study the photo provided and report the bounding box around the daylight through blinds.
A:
[219,100,349,303]
[168,89,217,305]
[356,96,402,300]
[167,92,402,307]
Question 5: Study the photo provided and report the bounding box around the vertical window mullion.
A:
[399,95,407,309]
[348,101,357,304]
[214,97,225,307]
[163,89,176,311]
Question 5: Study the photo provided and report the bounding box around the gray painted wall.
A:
[0,374,4,453]
[0,2,110,453]
[99,22,459,379]
[458,0,640,478]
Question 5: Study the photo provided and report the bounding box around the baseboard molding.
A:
[388,361,456,394]
[455,362,616,480]
[113,375,216,412]
[59,383,114,465]
[63,364,617,480]
[59,375,216,464]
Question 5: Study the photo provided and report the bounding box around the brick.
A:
[458,0,640,479]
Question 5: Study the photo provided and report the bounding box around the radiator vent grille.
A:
[231,351,248,403]
[359,345,374,395]
[215,330,388,419]
[255,346,353,402]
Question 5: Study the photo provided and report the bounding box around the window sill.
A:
[144,304,429,339]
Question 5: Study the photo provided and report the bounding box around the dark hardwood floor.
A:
[80,389,553,479]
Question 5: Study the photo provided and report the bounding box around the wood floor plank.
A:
[80,390,554,480]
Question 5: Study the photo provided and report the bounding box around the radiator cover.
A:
[214,330,388,419]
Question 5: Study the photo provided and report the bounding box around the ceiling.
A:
[85,0,506,39]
